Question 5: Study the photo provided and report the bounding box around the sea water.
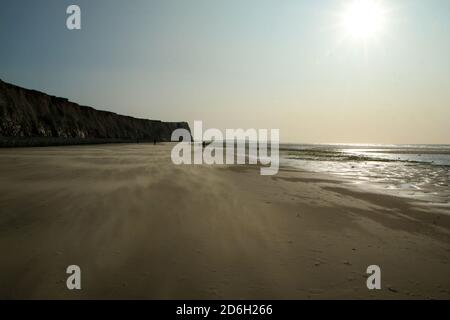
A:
[280,144,450,204]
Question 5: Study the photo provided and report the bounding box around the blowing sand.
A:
[0,143,449,299]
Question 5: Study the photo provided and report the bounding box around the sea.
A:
[280,144,450,205]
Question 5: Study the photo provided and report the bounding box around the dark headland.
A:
[0,79,191,147]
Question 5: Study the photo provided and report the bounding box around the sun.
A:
[340,0,387,40]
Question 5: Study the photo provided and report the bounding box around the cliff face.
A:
[0,79,190,147]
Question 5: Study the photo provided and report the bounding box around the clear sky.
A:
[1,0,449,144]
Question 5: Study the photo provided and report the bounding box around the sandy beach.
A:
[0,143,449,299]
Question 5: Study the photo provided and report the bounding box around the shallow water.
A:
[280,144,450,204]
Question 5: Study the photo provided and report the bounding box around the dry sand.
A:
[0,143,449,299]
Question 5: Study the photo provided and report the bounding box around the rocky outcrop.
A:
[0,79,190,147]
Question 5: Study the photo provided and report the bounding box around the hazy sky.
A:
[1,0,449,143]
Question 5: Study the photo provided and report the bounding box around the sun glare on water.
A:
[340,0,387,41]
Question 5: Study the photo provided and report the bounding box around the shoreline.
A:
[281,163,450,213]
[0,143,449,299]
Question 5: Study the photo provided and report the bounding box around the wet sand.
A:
[0,143,449,299]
